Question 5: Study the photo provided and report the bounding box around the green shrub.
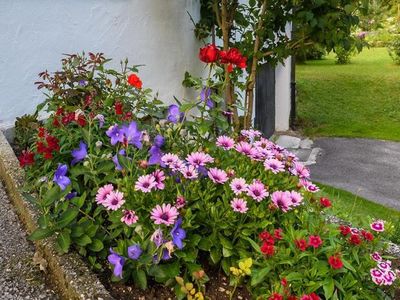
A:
[388,35,400,65]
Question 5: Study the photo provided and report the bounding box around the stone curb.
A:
[0,131,114,300]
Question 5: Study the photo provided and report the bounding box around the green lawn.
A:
[296,47,400,141]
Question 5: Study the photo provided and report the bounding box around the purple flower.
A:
[71,141,87,165]
[112,149,127,171]
[200,87,214,108]
[108,248,125,278]
[94,114,105,128]
[121,121,142,149]
[78,80,86,86]
[154,135,165,148]
[127,244,142,260]
[65,191,77,200]
[170,217,186,249]
[106,124,124,145]
[53,164,71,190]
[149,146,163,165]
[151,229,164,247]
[167,105,183,123]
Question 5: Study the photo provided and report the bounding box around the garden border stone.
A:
[0,130,114,300]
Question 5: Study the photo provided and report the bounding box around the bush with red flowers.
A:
[18,52,399,300]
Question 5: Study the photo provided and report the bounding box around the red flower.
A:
[38,127,46,138]
[123,112,133,120]
[328,255,343,269]
[18,150,35,167]
[114,101,123,115]
[260,242,274,256]
[237,56,247,68]
[259,231,274,245]
[84,95,92,107]
[52,117,60,127]
[268,293,283,300]
[127,74,143,89]
[62,112,75,125]
[199,44,219,63]
[76,115,86,127]
[361,230,374,241]
[226,48,242,64]
[274,228,283,240]
[46,136,60,152]
[288,296,298,300]
[308,235,323,248]
[295,239,307,251]
[281,277,287,286]
[319,197,331,208]
[339,225,351,236]
[43,151,53,160]
[55,107,64,116]
[227,63,234,73]
[36,141,47,154]
[301,294,320,300]
[349,234,362,245]
[219,50,229,63]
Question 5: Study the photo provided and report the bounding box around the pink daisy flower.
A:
[254,138,273,149]
[264,158,285,174]
[250,149,265,161]
[180,165,198,179]
[150,204,179,226]
[241,129,262,140]
[235,141,257,157]
[216,135,235,150]
[186,152,214,167]
[152,170,166,190]
[161,153,180,166]
[121,209,138,225]
[288,190,303,207]
[230,198,248,213]
[175,195,186,209]
[370,220,385,232]
[135,174,157,193]
[290,162,310,178]
[299,179,320,193]
[104,190,125,211]
[247,180,268,202]
[371,252,382,262]
[96,184,114,205]
[207,168,228,184]
[230,178,248,195]
[271,191,292,212]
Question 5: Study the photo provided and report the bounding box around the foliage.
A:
[14,113,40,155]
[297,47,400,141]
[388,34,400,64]
[334,46,356,64]
[20,53,399,299]
[295,44,326,63]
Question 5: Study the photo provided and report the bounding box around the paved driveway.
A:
[309,138,400,210]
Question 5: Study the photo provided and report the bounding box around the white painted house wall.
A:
[0,0,203,128]
[0,0,291,132]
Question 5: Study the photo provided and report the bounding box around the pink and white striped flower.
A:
[378,261,392,272]
[150,204,179,226]
[180,165,199,179]
[96,184,114,205]
[104,190,125,211]
[186,152,214,167]
[247,180,268,202]
[370,220,385,232]
[121,209,139,225]
[207,168,228,184]
[371,252,382,262]
[230,198,248,213]
[135,174,157,193]
[216,135,235,150]
[230,178,247,195]
[264,158,285,174]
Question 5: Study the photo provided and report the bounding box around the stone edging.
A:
[0,131,114,300]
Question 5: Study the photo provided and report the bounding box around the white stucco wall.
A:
[0,0,202,128]
[275,58,292,131]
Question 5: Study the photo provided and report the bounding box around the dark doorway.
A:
[255,63,275,138]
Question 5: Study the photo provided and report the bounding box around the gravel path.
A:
[309,138,400,210]
[0,182,59,299]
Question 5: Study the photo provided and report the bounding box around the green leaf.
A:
[56,208,79,228]
[28,227,54,240]
[56,230,71,254]
[251,267,271,286]
[243,237,262,254]
[38,214,50,229]
[198,237,212,251]
[71,225,84,238]
[42,186,60,207]
[74,234,92,247]
[88,239,104,252]
[219,234,233,250]
[22,192,37,205]
[342,258,356,272]
[323,277,335,299]
[133,269,147,290]
[210,247,221,264]
[71,192,86,208]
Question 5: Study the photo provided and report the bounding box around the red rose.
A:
[268,293,283,300]
[274,228,283,240]
[227,63,234,73]
[295,239,307,251]
[18,150,35,167]
[339,225,351,236]
[328,255,343,269]
[349,234,362,245]
[237,56,247,68]
[226,48,242,64]
[114,101,123,115]
[127,74,143,89]
[308,235,323,248]
[260,242,275,256]
[199,44,219,63]
[219,50,229,63]
[361,230,374,241]
[319,197,332,208]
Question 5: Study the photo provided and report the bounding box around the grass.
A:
[296,47,400,141]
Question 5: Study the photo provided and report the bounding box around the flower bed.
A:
[17,52,399,299]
